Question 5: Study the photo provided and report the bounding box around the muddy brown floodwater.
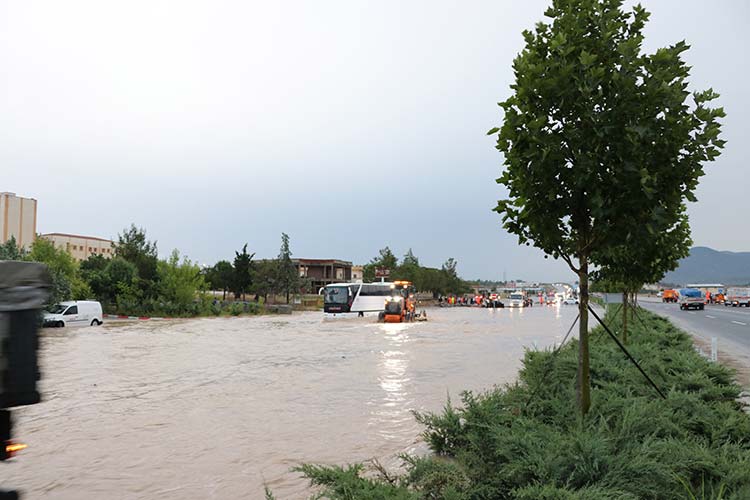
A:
[4,304,578,499]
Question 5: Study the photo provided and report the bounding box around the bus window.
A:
[324,286,349,304]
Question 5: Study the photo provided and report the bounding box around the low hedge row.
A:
[295,307,750,499]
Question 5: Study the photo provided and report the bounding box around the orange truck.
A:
[662,289,678,303]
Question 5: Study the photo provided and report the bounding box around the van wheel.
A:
[91,319,100,326]
[57,321,64,328]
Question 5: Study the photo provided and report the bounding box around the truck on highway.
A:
[678,288,704,311]
[662,289,679,303]
[725,287,750,308]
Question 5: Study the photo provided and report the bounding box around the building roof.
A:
[42,232,114,243]
[0,192,37,200]
[292,258,352,266]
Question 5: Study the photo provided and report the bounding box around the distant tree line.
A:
[202,232,305,304]
[2,229,469,314]
[362,247,471,297]
[0,226,303,316]
[1,226,210,316]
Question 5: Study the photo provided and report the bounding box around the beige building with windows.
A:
[42,233,115,261]
[0,192,37,249]
[351,265,364,282]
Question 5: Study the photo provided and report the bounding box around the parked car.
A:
[563,297,578,305]
[44,301,103,327]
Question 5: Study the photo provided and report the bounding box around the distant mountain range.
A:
[663,247,750,286]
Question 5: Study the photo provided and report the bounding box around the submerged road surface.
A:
[6,305,579,499]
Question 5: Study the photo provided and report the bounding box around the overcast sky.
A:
[2,1,747,282]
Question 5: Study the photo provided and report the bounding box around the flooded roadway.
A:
[5,304,578,499]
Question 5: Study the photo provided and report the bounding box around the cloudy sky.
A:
[2,1,747,281]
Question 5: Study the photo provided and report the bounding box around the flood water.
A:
[5,305,578,499]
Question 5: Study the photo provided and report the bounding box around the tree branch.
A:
[560,252,580,274]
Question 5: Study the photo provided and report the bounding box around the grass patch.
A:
[297,308,750,499]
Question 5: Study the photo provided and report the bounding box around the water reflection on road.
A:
[7,304,578,499]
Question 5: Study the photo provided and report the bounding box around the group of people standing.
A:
[438,295,503,308]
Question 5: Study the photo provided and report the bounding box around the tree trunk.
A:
[622,291,628,344]
[577,258,591,417]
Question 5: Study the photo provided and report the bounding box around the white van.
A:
[508,293,526,308]
[44,301,103,327]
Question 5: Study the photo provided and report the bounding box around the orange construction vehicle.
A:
[383,281,418,323]
[662,289,678,303]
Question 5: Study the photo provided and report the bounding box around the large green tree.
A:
[276,233,298,304]
[26,238,89,304]
[252,259,278,303]
[232,244,255,300]
[595,214,692,343]
[490,0,725,416]
[206,260,234,300]
[363,246,399,282]
[0,236,25,260]
[395,248,422,287]
[158,250,206,308]
[115,224,159,297]
[80,253,112,301]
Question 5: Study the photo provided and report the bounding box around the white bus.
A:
[320,282,394,314]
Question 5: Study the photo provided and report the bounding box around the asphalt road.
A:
[639,296,750,364]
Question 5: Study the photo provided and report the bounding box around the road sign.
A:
[375,268,390,278]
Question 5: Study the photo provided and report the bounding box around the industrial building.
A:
[42,233,115,261]
[0,192,37,249]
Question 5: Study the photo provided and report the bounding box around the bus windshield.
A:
[324,286,349,304]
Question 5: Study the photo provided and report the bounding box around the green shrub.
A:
[298,308,750,499]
